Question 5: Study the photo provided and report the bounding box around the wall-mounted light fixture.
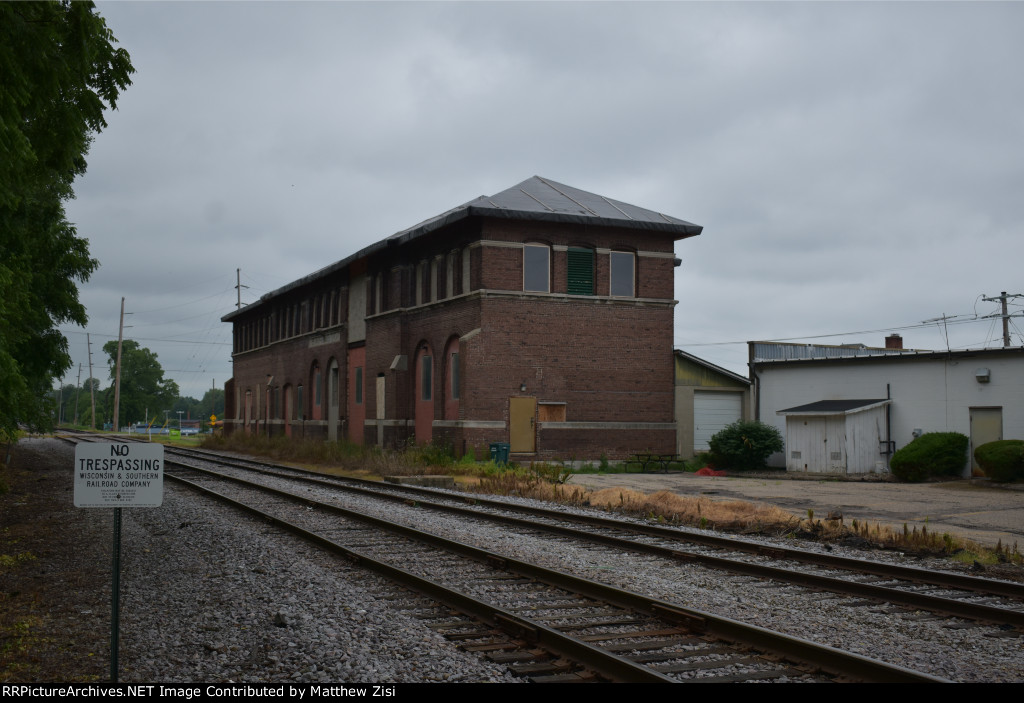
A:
[975,368,991,383]
[520,381,527,392]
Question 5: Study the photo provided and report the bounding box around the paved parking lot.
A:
[566,472,1024,549]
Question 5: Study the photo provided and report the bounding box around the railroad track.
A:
[158,443,1024,632]
[160,458,944,682]
[64,435,1023,681]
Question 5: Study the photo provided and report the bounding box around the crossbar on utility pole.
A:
[981,291,1024,347]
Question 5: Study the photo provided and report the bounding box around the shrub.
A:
[890,432,968,482]
[707,421,784,472]
[974,440,1024,483]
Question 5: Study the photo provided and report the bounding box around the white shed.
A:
[777,399,891,475]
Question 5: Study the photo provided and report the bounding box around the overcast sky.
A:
[60,1,1024,401]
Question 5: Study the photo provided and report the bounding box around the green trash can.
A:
[489,442,510,466]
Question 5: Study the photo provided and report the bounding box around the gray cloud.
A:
[59,1,1024,401]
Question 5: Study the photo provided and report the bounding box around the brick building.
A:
[222,176,702,459]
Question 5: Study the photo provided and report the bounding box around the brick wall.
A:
[226,213,681,457]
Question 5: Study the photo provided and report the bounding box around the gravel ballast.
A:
[3,438,1023,683]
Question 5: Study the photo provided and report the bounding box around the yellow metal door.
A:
[970,407,1002,476]
[509,397,536,453]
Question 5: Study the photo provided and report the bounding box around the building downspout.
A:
[748,343,761,422]
[885,383,892,469]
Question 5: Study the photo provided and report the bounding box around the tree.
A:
[103,341,178,427]
[199,388,226,421]
[0,2,134,438]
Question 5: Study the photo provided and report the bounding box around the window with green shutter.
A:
[567,247,594,295]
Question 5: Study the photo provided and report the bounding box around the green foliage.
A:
[410,441,456,468]
[103,340,179,426]
[0,1,134,436]
[707,421,784,471]
[974,440,1024,483]
[890,432,968,482]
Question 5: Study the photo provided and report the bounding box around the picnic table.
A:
[632,453,681,473]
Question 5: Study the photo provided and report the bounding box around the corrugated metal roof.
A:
[750,341,911,363]
[224,177,701,321]
[751,342,1024,368]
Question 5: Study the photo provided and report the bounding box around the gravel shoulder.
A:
[3,438,1023,683]
[0,438,516,684]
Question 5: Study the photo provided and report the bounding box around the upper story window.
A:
[567,247,594,296]
[609,251,635,297]
[523,243,550,293]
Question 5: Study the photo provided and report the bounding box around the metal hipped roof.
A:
[223,176,701,322]
[776,399,891,416]
[386,176,703,246]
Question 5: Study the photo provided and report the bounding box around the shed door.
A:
[787,415,846,473]
[694,391,743,452]
[970,407,1002,476]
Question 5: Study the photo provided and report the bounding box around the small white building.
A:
[776,398,891,474]
[750,339,1023,476]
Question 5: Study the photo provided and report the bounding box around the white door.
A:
[694,391,743,452]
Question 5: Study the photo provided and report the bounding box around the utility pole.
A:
[113,297,125,433]
[87,333,96,430]
[74,363,82,426]
[111,298,134,432]
[981,291,1024,348]
[236,268,249,310]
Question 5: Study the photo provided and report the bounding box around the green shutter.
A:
[567,248,594,295]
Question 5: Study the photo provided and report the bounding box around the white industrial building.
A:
[749,338,1024,476]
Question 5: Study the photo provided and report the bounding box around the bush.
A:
[974,440,1024,483]
[707,421,784,472]
[890,432,968,482]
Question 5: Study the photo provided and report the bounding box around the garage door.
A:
[694,391,743,451]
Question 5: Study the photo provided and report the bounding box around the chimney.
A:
[885,334,903,350]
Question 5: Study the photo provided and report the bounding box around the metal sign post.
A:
[74,441,164,683]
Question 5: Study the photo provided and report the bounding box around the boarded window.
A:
[610,251,635,297]
[538,402,566,422]
[421,356,432,401]
[567,248,594,295]
[450,352,459,400]
[523,244,550,293]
